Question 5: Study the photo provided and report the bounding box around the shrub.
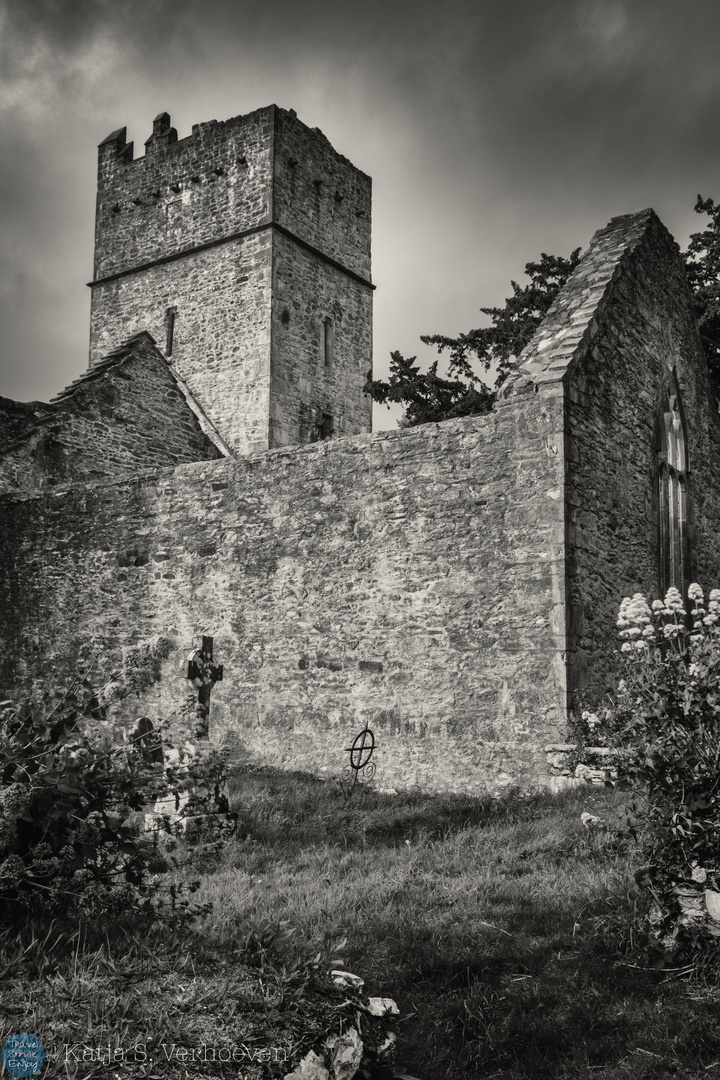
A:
[591,584,720,966]
[0,680,230,921]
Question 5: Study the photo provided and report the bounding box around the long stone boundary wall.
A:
[0,391,567,794]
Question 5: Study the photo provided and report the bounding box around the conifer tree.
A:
[368,197,720,426]
[684,195,720,404]
[365,250,580,427]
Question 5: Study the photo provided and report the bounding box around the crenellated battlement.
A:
[144,112,178,152]
[92,106,371,283]
[93,107,276,282]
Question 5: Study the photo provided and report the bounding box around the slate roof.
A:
[50,330,158,402]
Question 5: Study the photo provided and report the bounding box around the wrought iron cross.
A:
[186,636,223,738]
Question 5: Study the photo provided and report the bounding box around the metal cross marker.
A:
[186,635,223,738]
[342,726,377,788]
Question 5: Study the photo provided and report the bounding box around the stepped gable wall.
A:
[0,389,567,794]
[0,334,222,496]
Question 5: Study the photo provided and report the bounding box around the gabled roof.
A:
[3,331,232,460]
[50,330,157,403]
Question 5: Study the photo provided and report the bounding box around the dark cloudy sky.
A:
[3,0,720,430]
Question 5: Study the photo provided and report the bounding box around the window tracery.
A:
[657,377,689,596]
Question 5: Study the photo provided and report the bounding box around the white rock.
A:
[706,889,720,922]
[324,1028,363,1080]
[283,1050,330,1080]
[376,1032,397,1055]
[575,764,614,784]
[365,997,399,1017]
[331,969,365,991]
[675,886,705,920]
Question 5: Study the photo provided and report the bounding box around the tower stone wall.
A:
[89,107,373,455]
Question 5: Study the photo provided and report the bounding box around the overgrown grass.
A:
[3,769,720,1078]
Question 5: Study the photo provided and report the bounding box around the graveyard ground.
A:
[2,769,720,1079]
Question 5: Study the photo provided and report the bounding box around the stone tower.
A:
[88,106,373,455]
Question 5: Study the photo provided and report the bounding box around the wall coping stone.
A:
[499,209,659,399]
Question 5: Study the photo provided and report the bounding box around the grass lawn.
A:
[2,767,720,1079]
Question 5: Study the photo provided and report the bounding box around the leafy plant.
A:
[684,195,720,404]
[592,584,720,966]
[364,249,582,426]
[0,680,230,921]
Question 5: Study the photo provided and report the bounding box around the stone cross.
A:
[186,636,223,738]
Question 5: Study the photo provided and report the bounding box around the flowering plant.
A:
[601,584,720,963]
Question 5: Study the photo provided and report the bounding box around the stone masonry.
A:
[1,109,720,793]
[89,107,373,456]
[0,332,223,496]
[503,209,720,702]
[0,400,566,794]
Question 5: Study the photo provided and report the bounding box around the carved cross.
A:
[186,636,223,738]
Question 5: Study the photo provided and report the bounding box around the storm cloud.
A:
[2,0,720,427]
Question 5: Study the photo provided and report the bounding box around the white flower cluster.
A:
[617,593,653,652]
[652,587,687,638]
[581,709,601,729]
[685,583,720,631]
[616,583,720,653]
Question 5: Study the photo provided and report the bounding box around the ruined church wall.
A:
[89,233,273,456]
[565,214,720,698]
[0,398,55,453]
[270,231,373,447]
[0,392,567,793]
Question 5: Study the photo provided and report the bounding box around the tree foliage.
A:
[365,250,581,427]
[368,194,720,426]
[363,350,497,429]
[684,195,720,403]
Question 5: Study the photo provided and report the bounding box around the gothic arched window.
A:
[657,378,689,596]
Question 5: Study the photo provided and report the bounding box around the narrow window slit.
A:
[165,308,176,357]
[657,378,690,597]
[323,317,333,368]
